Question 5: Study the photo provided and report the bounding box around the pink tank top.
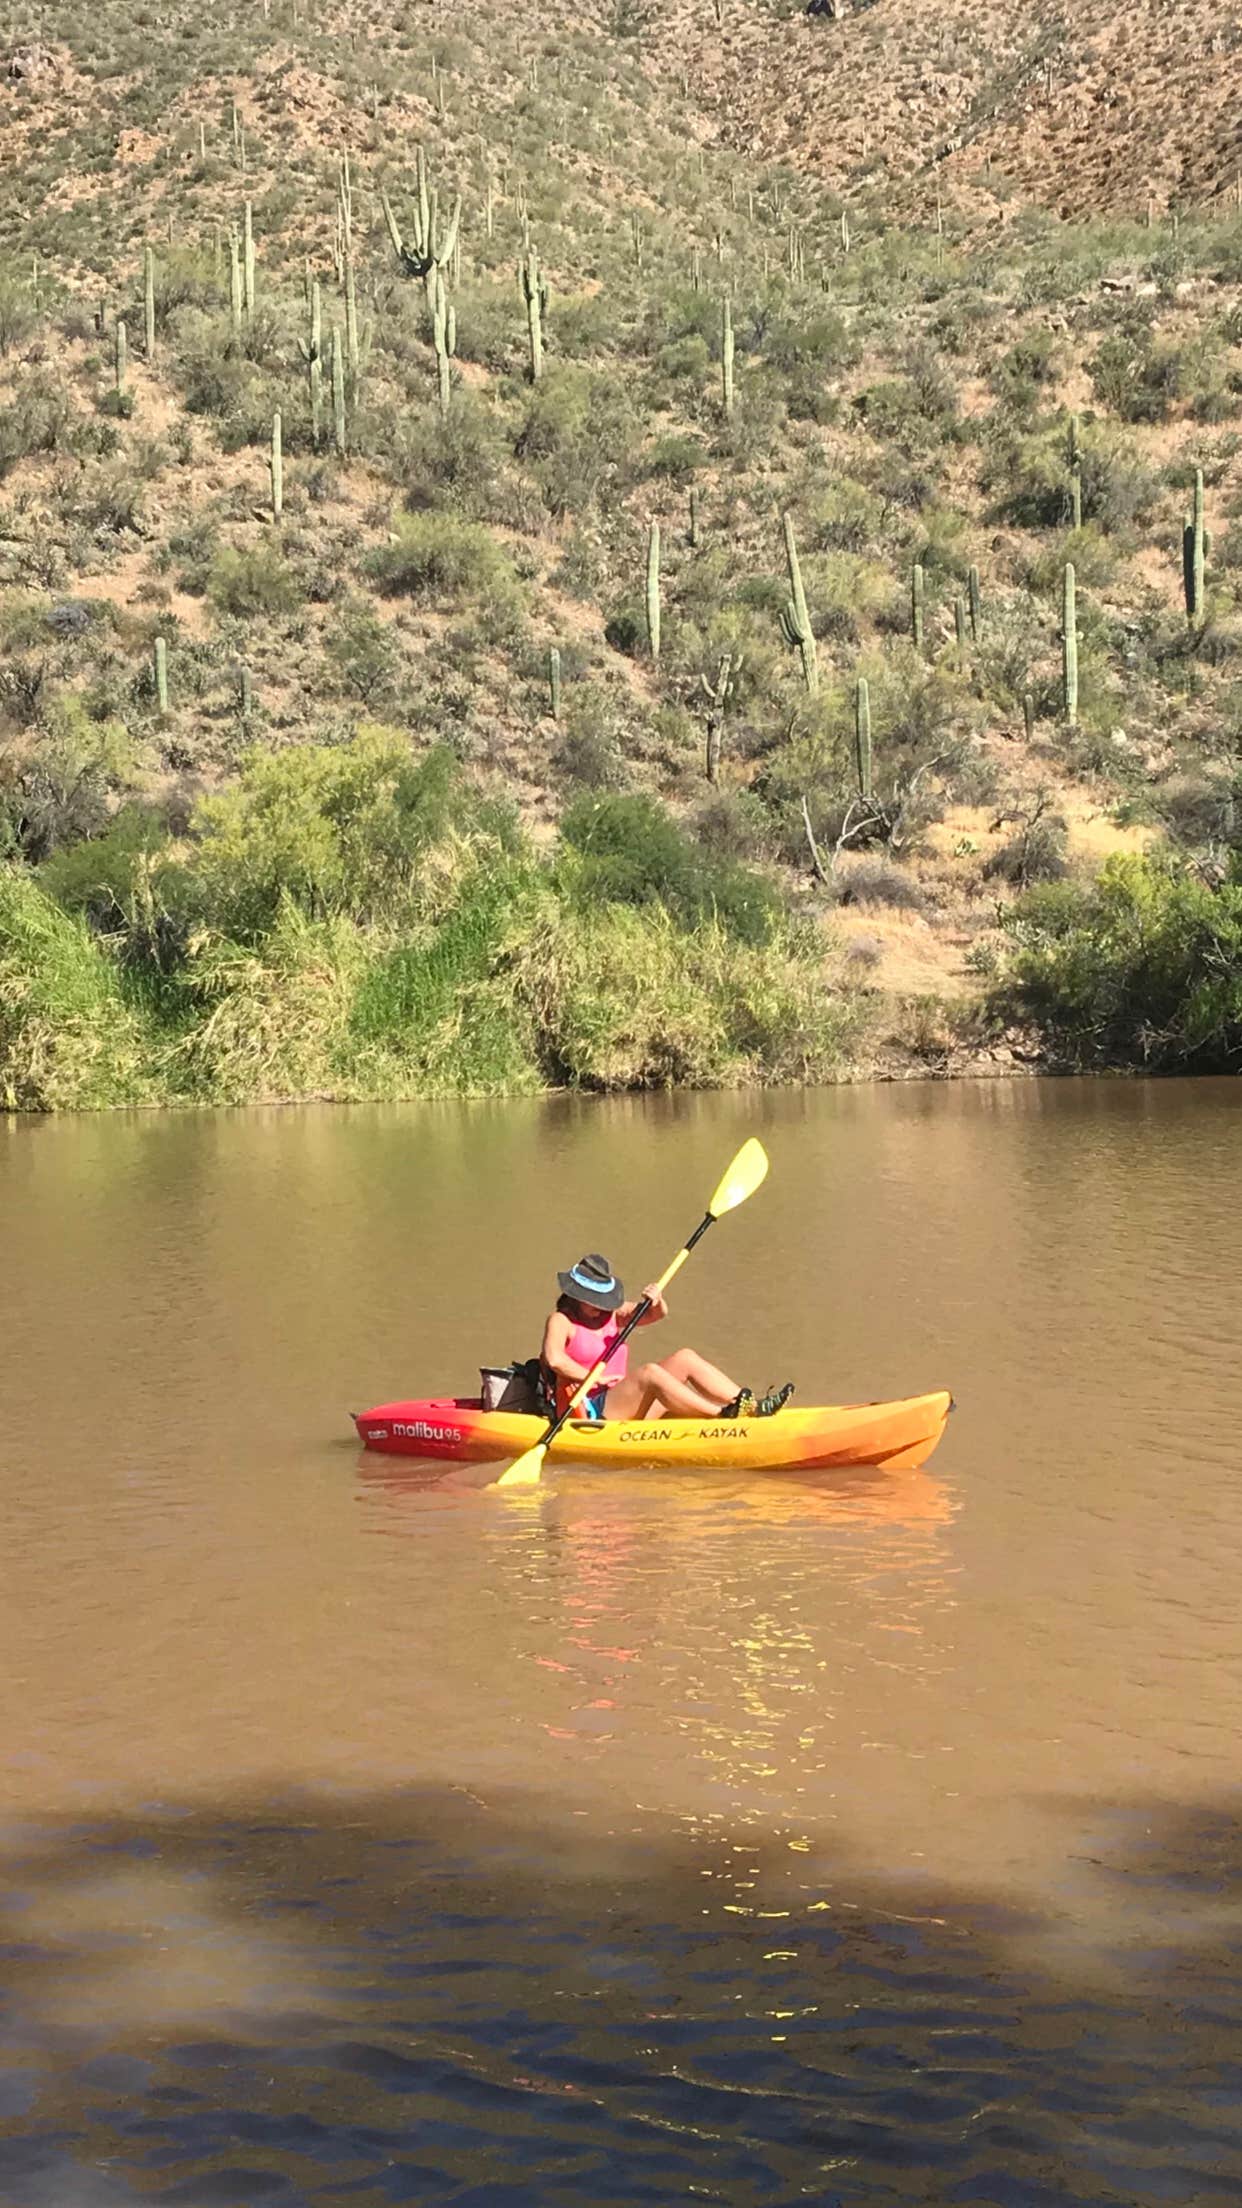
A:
[563,1313,628,1399]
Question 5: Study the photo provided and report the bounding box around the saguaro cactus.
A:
[229,233,243,345]
[381,149,461,308]
[780,515,818,694]
[645,521,662,664]
[332,327,347,457]
[431,268,452,417]
[114,318,128,396]
[243,199,255,319]
[522,245,546,382]
[688,485,700,549]
[968,564,982,644]
[854,676,872,800]
[721,294,735,420]
[301,279,323,445]
[1183,467,1207,625]
[911,561,925,652]
[1062,562,1078,725]
[143,246,156,361]
[548,646,561,719]
[270,409,283,521]
[699,651,741,784]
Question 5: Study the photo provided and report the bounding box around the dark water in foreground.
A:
[1,1081,1241,2205]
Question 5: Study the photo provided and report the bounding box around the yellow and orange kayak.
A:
[353,1391,953,1474]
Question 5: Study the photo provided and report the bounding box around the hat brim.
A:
[558,1269,625,1312]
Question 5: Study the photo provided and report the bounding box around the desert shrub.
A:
[365,512,520,609]
[0,378,77,478]
[558,791,783,944]
[39,802,196,971]
[835,859,927,910]
[395,395,507,518]
[0,272,39,356]
[512,365,639,518]
[983,798,1069,887]
[1090,320,1188,424]
[645,433,706,481]
[553,689,630,790]
[187,733,511,937]
[324,599,401,705]
[0,695,135,862]
[208,544,301,618]
[993,855,1242,1069]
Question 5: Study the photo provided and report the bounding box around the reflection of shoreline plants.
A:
[0,734,858,1110]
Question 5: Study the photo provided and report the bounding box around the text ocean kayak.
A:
[353,1391,953,1473]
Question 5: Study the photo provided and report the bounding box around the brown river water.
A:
[1,1080,1240,2206]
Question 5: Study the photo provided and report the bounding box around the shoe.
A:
[720,1388,757,1420]
[755,1382,795,1418]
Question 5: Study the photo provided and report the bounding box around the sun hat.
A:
[557,1253,625,1313]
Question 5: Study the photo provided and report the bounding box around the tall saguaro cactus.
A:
[548,646,562,720]
[721,294,735,421]
[522,245,546,382]
[1062,562,1079,726]
[1183,467,1207,625]
[431,267,452,417]
[143,246,156,361]
[243,199,256,320]
[911,561,925,652]
[968,564,982,644]
[780,514,818,694]
[699,650,741,784]
[114,318,128,397]
[332,327,347,457]
[854,677,872,800]
[301,279,323,445]
[270,410,283,521]
[645,521,662,664]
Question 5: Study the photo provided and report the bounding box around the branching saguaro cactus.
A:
[381,147,461,297]
[1062,562,1079,725]
[721,294,734,421]
[699,651,742,784]
[854,677,872,800]
[646,521,662,664]
[522,245,547,382]
[911,561,925,652]
[1183,467,1208,625]
[779,515,818,693]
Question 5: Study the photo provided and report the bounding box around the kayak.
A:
[352,1390,953,1474]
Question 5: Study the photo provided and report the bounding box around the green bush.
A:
[0,865,158,1108]
[558,791,782,945]
[208,544,301,618]
[992,854,1242,1069]
[365,512,520,607]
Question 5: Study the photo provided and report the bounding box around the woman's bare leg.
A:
[605,1362,722,1420]
[662,1346,741,1407]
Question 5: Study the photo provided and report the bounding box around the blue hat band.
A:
[570,1266,615,1296]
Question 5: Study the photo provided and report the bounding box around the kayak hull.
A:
[352,1391,953,1474]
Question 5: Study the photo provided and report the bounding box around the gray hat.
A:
[557,1253,625,1312]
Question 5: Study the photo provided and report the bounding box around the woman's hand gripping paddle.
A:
[495,1138,770,1490]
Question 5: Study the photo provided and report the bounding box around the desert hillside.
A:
[1,0,1240,1106]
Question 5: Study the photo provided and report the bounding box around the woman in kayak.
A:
[542,1253,793,1423]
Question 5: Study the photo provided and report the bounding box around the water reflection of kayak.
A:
[352,1391,953,1474]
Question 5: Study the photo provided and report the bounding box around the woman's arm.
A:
[618,1284,667,1328]
[541,1310,598,1383]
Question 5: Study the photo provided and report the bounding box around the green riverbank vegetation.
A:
[2,0,1242,1103]
[0,735,859,1107]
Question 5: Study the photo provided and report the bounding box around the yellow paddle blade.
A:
[496,1443,547,1489]
[708,1137,769,1218]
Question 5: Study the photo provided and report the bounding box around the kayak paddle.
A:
[495,1137,770,1490]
